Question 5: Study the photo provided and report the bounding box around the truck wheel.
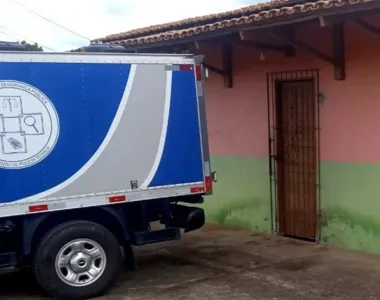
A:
[33,220,122,300]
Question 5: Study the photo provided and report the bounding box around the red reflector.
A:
[205,176,213,192]
[109,195,126,203]
[190,186,205,193]
[29,204,48,213]
[179,65,193,71]
[195,65,202,81]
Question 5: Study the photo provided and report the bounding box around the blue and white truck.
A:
[0,42,214,299]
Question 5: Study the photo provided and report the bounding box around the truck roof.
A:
[0,41,195,59]
[0,51,200,65]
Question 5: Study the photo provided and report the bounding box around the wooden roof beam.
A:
[191,32,294,56]
[354,19,380,37]
[270,31,334,64]
[237,31,295,56]
[332,23,346,81]
[271,25,346,80]
[203,44,233,88]
[222,44,233,88]
[319,9,380,27]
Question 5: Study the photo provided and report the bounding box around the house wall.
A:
[199,17,380,254]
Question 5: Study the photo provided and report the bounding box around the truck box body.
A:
[0,52,211,217]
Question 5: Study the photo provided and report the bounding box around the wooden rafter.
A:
[270,32,333,64]
[354,19,380,37]
[237,40,295,56]
[238,40,285,52]
[319,9,380,27]
[203,63,224,76]
[203,44,233,88]
[332,23,345,81]
[222,44,233,88]
[270,25,346,81]
[237,31,295,57]
[194,41,201,50]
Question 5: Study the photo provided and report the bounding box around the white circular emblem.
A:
[0,80,59,169]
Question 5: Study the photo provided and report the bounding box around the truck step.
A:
[0,252,17,268]
[131,227,181,246]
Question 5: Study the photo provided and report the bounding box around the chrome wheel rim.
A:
[55,238,106,287]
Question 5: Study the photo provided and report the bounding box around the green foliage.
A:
[20,40,43,51]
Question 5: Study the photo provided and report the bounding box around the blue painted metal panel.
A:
[0,62,131,203]
[149,69,203,187]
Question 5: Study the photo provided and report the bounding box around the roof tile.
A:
[68,0,372,53]
[107,0,371,48]
[93,0,312,42]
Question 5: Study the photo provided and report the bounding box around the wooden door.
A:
[276,80,317,240]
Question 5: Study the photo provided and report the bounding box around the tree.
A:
[20,40,43,51]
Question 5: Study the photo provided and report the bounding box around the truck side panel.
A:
[148,67,203,187]
[0,62,132,203]
[49,63,171,197]
[0,54,205,217]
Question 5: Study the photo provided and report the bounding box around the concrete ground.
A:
[2,224,380,300]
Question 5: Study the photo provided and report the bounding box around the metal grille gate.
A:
[267,70,320,240]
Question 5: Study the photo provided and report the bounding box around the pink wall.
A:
[202,17,380,164]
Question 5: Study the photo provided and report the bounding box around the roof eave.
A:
[92,0,311,43]
[113,1,379,51]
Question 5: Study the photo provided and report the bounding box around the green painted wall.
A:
[201,155,380,254]
[201,155,271,232]
[320,161,380,254]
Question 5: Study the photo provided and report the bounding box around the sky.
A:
[0,0,261,52]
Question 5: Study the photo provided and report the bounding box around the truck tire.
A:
[33,220,122,300]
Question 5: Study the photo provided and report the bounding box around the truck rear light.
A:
[109,195,126,203]
[29,204,48,213]
[190,186,205,193]
[205,176,213,193]
[179,65,193,71]
[195,65,202,81]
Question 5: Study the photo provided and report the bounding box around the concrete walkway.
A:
[2,225,380,299]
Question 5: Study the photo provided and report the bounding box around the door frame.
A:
[266,69,321,241]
